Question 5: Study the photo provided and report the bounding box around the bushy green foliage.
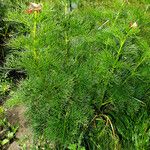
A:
[5,0,150,149]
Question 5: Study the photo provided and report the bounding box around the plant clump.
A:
[4,0,150,149]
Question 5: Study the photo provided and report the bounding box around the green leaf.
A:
[68,144,77,150]
[1,139,9,146]
[7,132,14,139]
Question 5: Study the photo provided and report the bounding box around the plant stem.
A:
[122,57,146,85]
[62,2,70,143]
[112,2,125,27]
[33,11,38,60]
[101,29,131,104]
[64,1,70,66]
[89,114,116,137]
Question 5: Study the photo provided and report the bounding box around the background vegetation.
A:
[0,0,150,149]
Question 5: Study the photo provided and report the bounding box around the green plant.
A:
[0,118,18,149]
[0,106,4,119]
[5,0,150,149]
[0,81,10,95]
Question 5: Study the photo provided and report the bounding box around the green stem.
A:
[101,29,131,103]
[62,3,70,143]
[64,2,68,16]
[101,41,125,103]
[122,57,146,85]
[62,111,68,144]
[64,2,70,66]
[33,11,38,60]
[107,54,147,102]
[112,2,125,27]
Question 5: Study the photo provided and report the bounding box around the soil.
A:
[6,105,33,150]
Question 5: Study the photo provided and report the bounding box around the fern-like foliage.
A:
[4,0,150,149]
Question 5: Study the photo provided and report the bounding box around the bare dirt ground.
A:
[6,105,33,150]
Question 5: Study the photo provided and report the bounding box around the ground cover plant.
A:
[3,0,150,149]
[0,116,18,149]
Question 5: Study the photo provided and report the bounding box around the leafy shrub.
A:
[5,0,150,149]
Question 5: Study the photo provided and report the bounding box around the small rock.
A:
[8,141,20,150]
